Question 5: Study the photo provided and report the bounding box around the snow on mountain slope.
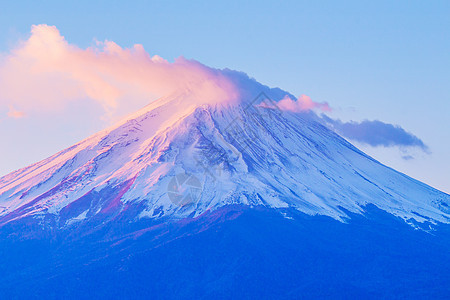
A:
[0,91,449,227]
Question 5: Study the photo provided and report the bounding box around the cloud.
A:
[321,115,429,151]
[277,95,331,112]
[0,24,239,120]
[7,106,25,118]
[1,24,424,156]
[401,155,414,160]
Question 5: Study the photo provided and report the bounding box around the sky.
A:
[0,0,449,193]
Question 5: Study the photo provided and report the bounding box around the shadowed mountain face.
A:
[0,205,450,299]
[0,92,449,298]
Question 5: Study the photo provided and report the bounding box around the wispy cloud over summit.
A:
[7,106,25,118]
[278,95,331,113]
[0,24,430,157]
[0,24,239,120]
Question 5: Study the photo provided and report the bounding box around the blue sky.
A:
[0,0,449,192]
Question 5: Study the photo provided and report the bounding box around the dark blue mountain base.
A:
[0,205,449,299]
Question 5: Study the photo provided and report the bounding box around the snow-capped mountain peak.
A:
[0,91,449,227]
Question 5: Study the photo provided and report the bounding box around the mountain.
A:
[0,89,449,298]
[1,91,448,226]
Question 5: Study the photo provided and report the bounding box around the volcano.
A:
[1,87,449,298]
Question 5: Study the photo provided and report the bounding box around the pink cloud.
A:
[0,25,239,120]
[277,94,331,112]
[7,106,25,118]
